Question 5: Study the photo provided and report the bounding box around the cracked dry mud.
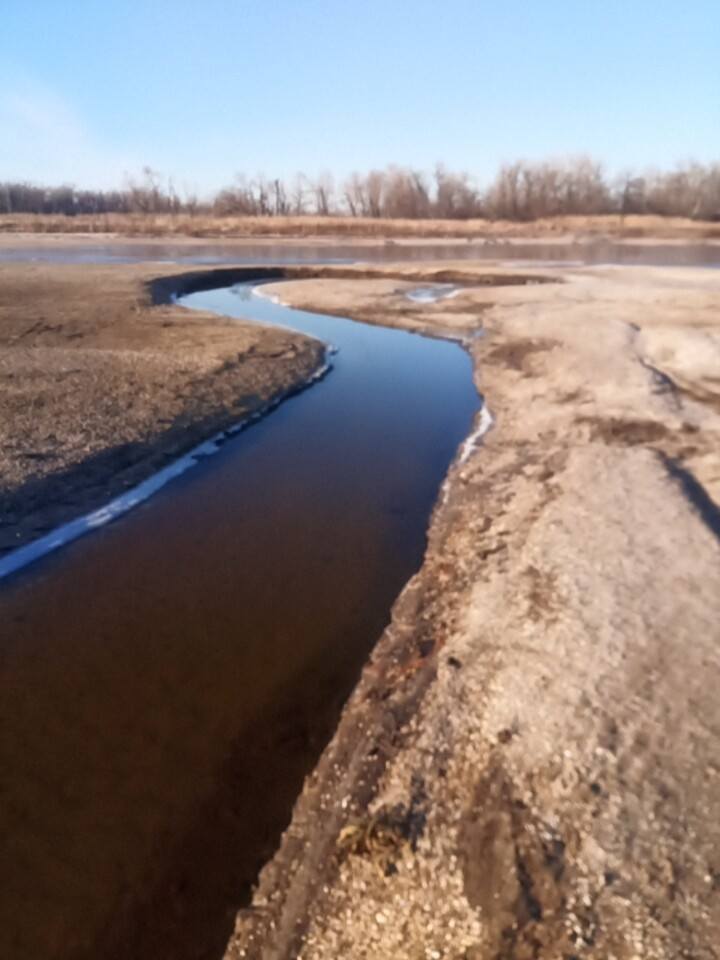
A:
[224,265,720,960]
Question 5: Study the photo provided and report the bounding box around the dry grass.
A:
[1,212,719,240]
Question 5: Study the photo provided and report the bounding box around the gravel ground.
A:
[0,263,325,554]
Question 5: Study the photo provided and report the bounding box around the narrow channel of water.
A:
[0,283,478,960]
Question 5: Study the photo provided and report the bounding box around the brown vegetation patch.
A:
[577,416,671,446]
[2,210,718,241]
[336,775,428,878]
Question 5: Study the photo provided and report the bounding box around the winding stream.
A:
[0,282,478,959]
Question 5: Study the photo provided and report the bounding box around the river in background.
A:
[1,238,719,267]
[0,283,478,960]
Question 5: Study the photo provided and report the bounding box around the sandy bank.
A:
[224,266,720,960]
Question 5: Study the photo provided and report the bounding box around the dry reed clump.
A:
[0,212,718,240]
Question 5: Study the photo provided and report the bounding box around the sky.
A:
[1,0,718,195]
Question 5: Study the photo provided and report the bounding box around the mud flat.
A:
[224,266,720,960]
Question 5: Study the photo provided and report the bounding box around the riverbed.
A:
[0,282,478,959]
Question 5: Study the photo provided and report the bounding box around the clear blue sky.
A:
[1,0,718,194]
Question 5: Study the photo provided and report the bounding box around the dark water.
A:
[1,238,719,266]
[0,284,478,959]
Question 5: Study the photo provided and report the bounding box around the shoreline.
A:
[0,262,544,566]
[2,269,487,960]
[0,346,332,582]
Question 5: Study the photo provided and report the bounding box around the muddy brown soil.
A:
[224,266,720,960]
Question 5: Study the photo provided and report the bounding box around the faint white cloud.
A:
[0,84,140,188]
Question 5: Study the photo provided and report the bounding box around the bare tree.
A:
[272,178,289,215]
[312,172,335,216]
[3,159,719,222]
[124,166,165,214]
[343,172,366,217]
[434,164,481,218]
[289,173,308,215]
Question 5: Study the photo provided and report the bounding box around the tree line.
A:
[2,158,719,221]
